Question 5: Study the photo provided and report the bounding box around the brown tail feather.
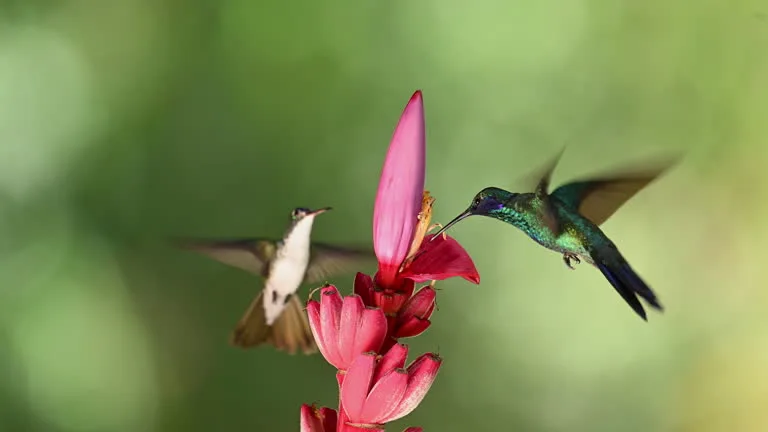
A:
[230,292,317,355]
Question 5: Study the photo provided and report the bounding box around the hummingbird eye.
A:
[291,207,310,220]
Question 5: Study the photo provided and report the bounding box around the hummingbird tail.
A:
[592,250,663,320]
[230,292,317,354]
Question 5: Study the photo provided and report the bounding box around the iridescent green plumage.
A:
[433,151,678,320]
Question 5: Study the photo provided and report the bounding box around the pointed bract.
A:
[373,91,426,287]
[400,234,480,284]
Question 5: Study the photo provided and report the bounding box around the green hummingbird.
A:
[176,207,376,354]
[431,151,678,320]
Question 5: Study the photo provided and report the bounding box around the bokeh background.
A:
[1,0,767,431]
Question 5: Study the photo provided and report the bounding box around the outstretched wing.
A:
[551,157,679,226]
[304,243,377,284]
[532,148,566,234]
[174,237,277,277]
[515,147,566,194]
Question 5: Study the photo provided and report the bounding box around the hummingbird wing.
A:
[174,238,277,277]
[517,147,566,193]
[304,244,377,284]
[532,148,567,234]
[550,157,679,226]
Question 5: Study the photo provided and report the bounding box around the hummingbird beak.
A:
[310,207,332,216]
[429,209,472,242]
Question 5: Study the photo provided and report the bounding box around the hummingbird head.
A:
[290,207,332,221]
[429,187,517,241]
[468,187,516,216]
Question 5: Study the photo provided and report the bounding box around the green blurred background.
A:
[1,0,767,431]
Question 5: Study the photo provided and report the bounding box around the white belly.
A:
[262,216,315,325]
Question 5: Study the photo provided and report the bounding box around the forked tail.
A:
[591,248,663,320]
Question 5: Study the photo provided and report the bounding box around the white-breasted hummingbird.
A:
[177,207,375,354]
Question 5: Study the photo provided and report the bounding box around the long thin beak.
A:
[429,209,472,242]
[310,207,332,216]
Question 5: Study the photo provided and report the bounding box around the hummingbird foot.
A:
[563,253,581,270]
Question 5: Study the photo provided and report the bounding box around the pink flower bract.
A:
[340,350,442,426]
[307,285,388,371]
[371,91,479,293]
[373,91,426,288]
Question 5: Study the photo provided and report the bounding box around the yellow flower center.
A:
[400,191,435,271]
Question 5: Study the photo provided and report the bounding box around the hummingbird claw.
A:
[563,253,581,270]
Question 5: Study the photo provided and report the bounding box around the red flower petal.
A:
[319,286,344,369]
[373,289,409,315]
[354,273,375,306]
[380,336,398,354]
[399,234,480,284]
[398,287,436,323]
[319,407,338,431]
[300,404,337,432]
[373,343,409,383]
[403,428,423,432]
[379,353,442,423]
[362,368,408,424]
[341,353,377,422]
[300,404,320,432]
[351,307,387,360]
[338,295,365,367]
[399,278,416,299]
[306,300,331,364]
[393,316,431,339]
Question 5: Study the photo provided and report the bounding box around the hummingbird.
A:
[431,151,678,320]
[176,207,376,354]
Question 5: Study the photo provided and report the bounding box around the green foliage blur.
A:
[1,0,767,431]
